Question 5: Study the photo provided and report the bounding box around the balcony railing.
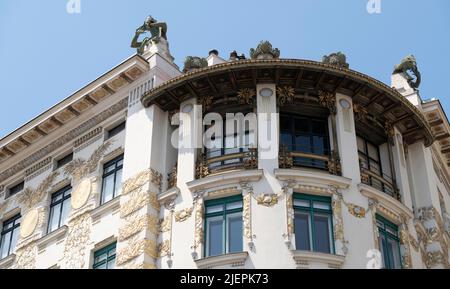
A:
[360,167,401,201]
[196,148,258,179]
[279,145,341,176]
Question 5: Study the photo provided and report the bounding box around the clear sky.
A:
[0,0,449,138]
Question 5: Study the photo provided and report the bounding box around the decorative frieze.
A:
[73,127,103,148]
[19,171,59,209]
[24,157,52,181]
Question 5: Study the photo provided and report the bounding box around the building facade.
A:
[0,18,449,269]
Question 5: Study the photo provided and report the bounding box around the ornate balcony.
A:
[360,166,401,202]
[279,145,341,176]
[196,148,258,179]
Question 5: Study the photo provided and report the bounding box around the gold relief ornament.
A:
[237,88,256,105]
[14,244,37,269]
[158,240,171,258]
[119,213,148,242]
[256,193,279,207]
[276,86,295,106]
[318,90,337,114]
[347,203,366,218]
[175,207,193,223]
[62,213,92,269]
[64,141,112,182]
[20,209,40,239]
[120,190,159,218]
[122,169,152,196]
[71,178,92,210]
[192,203,204,250]
[160,215,172,233]
[19,171,59,209]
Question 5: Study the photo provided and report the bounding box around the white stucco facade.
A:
[0,37,449,270]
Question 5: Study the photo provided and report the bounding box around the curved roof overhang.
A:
[141,59,434,147]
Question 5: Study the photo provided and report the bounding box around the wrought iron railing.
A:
[360,167,401,201]
[196,148,258,179]
[279,144,341,176]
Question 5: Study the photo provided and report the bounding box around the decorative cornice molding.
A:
[0,98,128,183]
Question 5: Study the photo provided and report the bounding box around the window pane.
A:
[357,137,365,153]
[114,168,123,197]
[368,143,379,161]
[227,213,243,253]
[294,199,310,208]
[206,204,223,214]
[60,198,71,226]
[95,253,107,264]
[312,136,325,155]
[295,135,311,153]
[1,232,11,259]
[281,133,293,148]
[294,212,311,251]
[94,262,107,270]
[48,205,61,233]
[379,234,387,269]
[313,214,332,254]
[102,174,115,203]
[312,121,326,135]
[107,259,116,269]
[226,202,243,211]
[295,118,309,133]
[313,202,331,211]
[10,228,19,254]
[387,238,402,269]
[207,216,224,257]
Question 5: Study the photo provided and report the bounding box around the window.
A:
[56,152,73,169]
[48,186,72,233]
[204,195,243,257]
[101,155,123,204]
[293,194,334,254]
[93,243,116,269]
[0,214,21,259]
[377,215,402,269]
[357,136,393,195]
[107,122,126,139]
[8,181,24,198]
[205,119,254,171]
[280,115,330,170]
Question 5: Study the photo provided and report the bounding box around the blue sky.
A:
[0,0,449,138]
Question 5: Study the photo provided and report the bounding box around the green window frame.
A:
[293,193,335,254]
[204,195,243,258]
[93,242,116,269]
[376,215,402,269]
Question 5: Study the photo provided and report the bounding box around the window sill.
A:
[0,254,16,269]
[158,187,180,204]
[275,168,352,189]
[91,197,121,221]
[195,252,249,269]
[292,251,345,269]
[37,225,68,251]
[358,183,413,220]
[187,170,263,192]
